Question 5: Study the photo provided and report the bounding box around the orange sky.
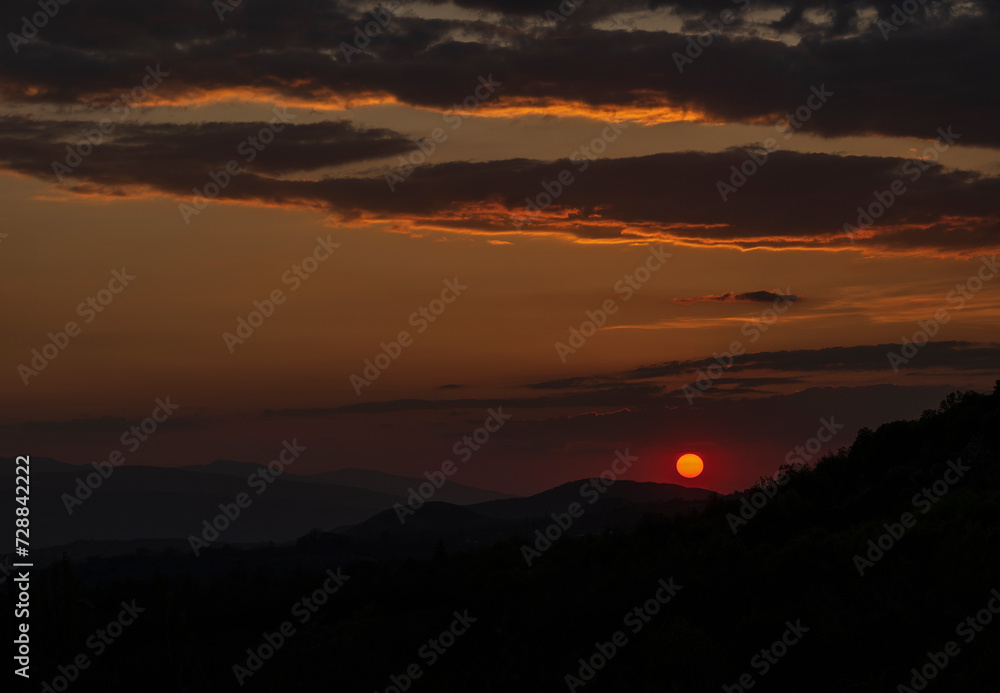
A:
[2,0,999,492]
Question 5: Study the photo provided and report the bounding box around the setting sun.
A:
[676,453,704,478]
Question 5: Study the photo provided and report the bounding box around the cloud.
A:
[524,341,1000,391]
[248,343,999,416]
[0,414,200,439]
[0,0,997,256]
[262,381,673,416]
[627,341,1000,383]
[674,290,801,305]
[1,116,995,256]
[0,0,997,145]
[0,116,414,183]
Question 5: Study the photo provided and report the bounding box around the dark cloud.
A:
[523,341,1000,390]
[528,373,802,392]
[253,343,999,417]
[0,116,414,185]
[674,290,801,305]
[0,0,997,145]
[262,381,674,417]
[0,415,200,443]
[1,116,995,254]
[443,0,982,36]
[629,341,1000,381]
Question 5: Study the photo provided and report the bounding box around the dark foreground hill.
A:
[3,383,999,693]
[469,478,714,519]
[306,467,516,504]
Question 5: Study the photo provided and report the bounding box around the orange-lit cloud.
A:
[1,115,998,257]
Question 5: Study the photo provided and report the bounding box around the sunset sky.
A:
[2,0,998,494]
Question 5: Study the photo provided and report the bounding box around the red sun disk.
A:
[676,453,704,478]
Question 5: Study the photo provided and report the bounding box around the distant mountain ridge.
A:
[1,463,405,548]
[0,456,74,474]
[302,467,515,504]
[3,457,713,550]
[338,479,719,556]
[181,461,514,504]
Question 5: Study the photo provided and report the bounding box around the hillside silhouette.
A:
[5,383,999,692]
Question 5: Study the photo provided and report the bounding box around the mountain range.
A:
[1,457,714,556]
